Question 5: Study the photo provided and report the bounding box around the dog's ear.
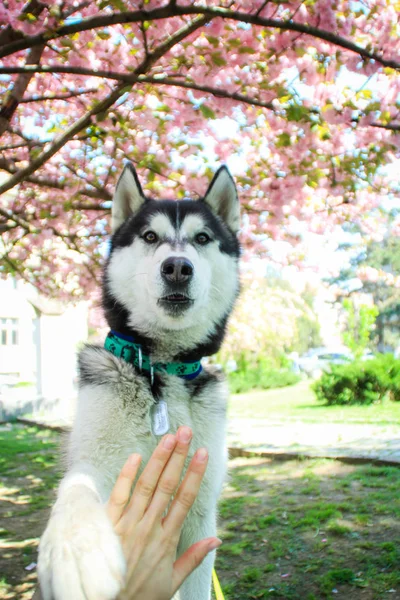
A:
[111,163,146,233]
[202,166,240,233]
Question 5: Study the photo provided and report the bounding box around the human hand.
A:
[106,427,221,600]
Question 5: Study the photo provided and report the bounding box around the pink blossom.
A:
[0,1,399,297]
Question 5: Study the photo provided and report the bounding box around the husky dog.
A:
[38,163,240,600]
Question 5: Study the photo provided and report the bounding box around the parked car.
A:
[297,347,353,379]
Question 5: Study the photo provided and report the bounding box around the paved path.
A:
[227,418,400,463]
[16,413,400,464]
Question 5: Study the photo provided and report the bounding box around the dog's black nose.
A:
[161,257,194,283]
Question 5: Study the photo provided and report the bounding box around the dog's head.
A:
[103,163,240,357]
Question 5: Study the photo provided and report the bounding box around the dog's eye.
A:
[195,232,210,245]
[143,231,158,244]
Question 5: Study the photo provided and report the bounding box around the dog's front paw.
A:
[38,491,126,600]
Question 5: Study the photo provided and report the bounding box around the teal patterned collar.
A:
[104,331,202,381]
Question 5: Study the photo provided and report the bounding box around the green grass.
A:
[216,456,400,600]
[228,380,400,424]
[0,425,61,599]
[0,425,58,475]
[2,425,400,600]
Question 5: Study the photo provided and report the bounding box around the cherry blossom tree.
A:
[1,0,399,298]
[216,275,320,366]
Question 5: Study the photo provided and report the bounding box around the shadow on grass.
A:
[0,424,62,600]
[1,425,400,600]
[216,456,400,600]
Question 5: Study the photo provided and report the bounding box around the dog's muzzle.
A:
[161,257,194,284]
[159,257,194,313]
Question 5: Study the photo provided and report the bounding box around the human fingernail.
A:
[178,426,192,443]
[196,447,208,462]
[163,434,175,449]
[208,538,222,551]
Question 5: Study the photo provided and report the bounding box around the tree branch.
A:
[0,156,112,199]
[6,126,43,145]
[140,22,149,60]
[255,1,270,17]
[0,6,399,70]
[0,15,210,198]
[70,202,110,210]
[0,0,44,47]
[19,88,98,103]
[0,141,43,151]
[0,205,38,233]
[0,43,45,138]
[370,122,400,132]
[0,66,274,110]
[1,253,45,294]
[50,226,107,240]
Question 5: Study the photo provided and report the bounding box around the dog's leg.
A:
[37,462,125,600]
[176,511,217,600]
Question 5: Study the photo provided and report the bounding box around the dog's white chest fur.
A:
[71,346,228,508]
[38,346,229,600]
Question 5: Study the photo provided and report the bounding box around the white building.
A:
[0,278,36,385]
[0,278,88,421]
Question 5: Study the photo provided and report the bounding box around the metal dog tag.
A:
[150,400,170,436]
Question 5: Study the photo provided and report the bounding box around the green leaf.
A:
[356,89,373,100]
[316,125,331,141]
[228,38,242,48]
[365,101,380,113]
[18,12,37,22]
[238,46,257,54]
[110,0,127,10]
[60,39,74,48]
[206,36,219,47]
[119,85,132,95]
[199,104,216,119]
[286,104,309,122]
[307,168,325,188]
[211,52,227,67]
[276,85,289,98]
[95,111,108,122]
[97,30,111,40]
[276,132,291,148]
[49,5,61,18]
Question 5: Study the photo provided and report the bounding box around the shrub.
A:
[227,356,300,394]
[312,354,400,406]
[380,355,400,402]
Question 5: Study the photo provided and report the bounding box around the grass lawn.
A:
[0,425,62,600]
[217,455,400,600]
[1,425,400,599]
[229,380,400,425]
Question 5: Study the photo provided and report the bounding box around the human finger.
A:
[163,447,208,535]
[106,454,142,525]
[172,537,222,594]
[121,434,177,526]
[145,426,192,522]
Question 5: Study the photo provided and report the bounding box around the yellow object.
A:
[212,568,225,600]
